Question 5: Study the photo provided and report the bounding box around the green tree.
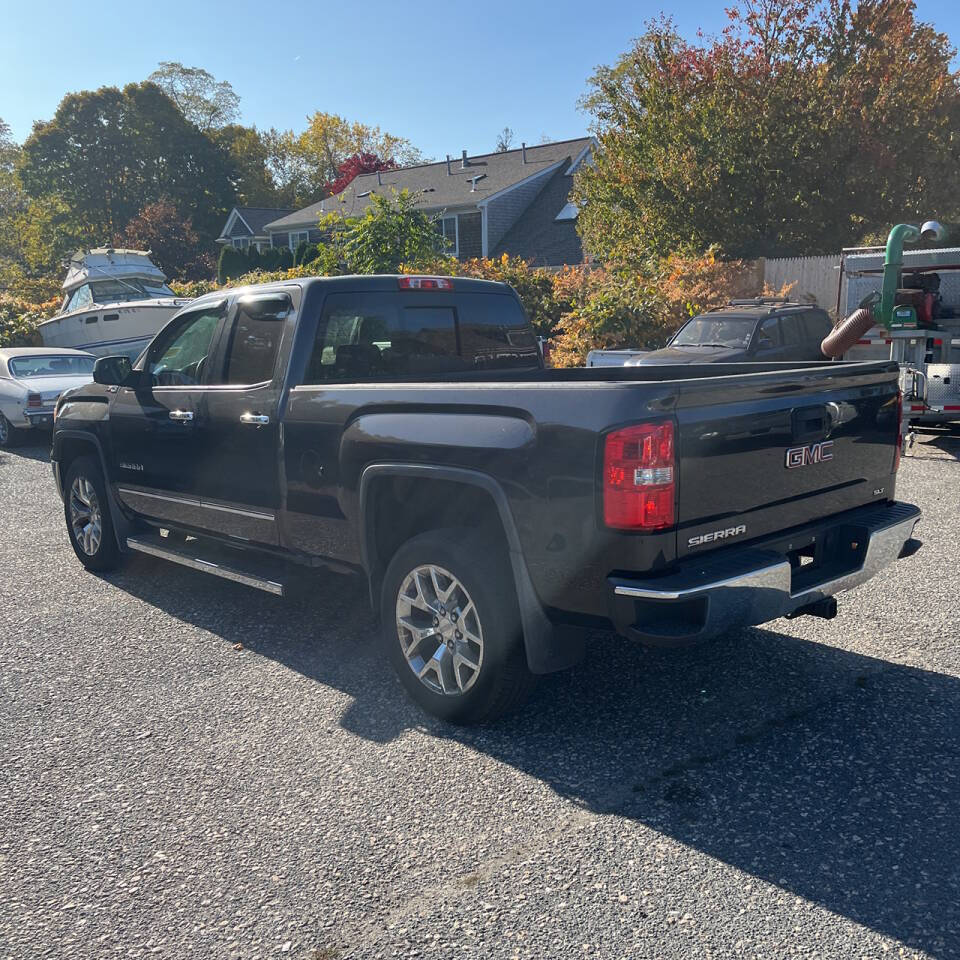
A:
[0,119,26,284]
[147,62,241,130]
[1,115,80,299]
[244,245,262,271]
[575,0,960,263]
[261,127,317,208]
[213,124,281,206]
[340,190,443,274]
[19,82,234,247]
[260,247,283,270]
[217,245,248,284]
[294,240,318,266]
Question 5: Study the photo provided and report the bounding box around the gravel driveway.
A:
[2,429,959,959]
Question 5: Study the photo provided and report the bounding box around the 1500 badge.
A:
[785,440,833,468]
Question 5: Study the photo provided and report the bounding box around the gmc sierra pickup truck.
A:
[52,275,921,723]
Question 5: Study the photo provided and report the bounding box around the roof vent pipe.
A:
[461,150,469,169]
[521,142,527,164]
[446,154,451,175]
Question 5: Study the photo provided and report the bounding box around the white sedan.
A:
[0,347,95,448]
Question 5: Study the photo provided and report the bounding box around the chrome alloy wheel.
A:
[69,475,103,557]
[396,564,484,696]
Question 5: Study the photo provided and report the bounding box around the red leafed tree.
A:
[119,200,213,280]
[326,152,398,195]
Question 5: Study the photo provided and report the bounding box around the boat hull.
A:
[38,300,190,360]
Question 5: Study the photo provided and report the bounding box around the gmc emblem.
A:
[785,440,834,468]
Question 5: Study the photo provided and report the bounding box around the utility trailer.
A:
[836,245,960,425]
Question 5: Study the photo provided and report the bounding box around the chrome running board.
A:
[126,533,285,596]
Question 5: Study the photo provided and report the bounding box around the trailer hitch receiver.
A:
[785,597,838,621]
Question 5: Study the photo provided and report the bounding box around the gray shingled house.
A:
[259,137,593,267]
[217,207,295,252]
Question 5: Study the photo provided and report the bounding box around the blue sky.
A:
[2,0,958,157]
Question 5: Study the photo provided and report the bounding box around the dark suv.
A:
[628,299,833,366]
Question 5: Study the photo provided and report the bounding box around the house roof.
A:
[265,137,593,232]
[220,207,294,239]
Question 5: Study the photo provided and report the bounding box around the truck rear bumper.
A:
[608,501,920,647]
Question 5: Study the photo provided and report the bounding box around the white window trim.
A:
[289,230,310,252]
[437,215,458,256]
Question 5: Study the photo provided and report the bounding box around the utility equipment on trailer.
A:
[825,222,960,426]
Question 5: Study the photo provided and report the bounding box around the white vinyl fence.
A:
[763,254,843,314]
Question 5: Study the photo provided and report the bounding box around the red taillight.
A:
[894,389,903,473]
[603,422,675,530]
[27,393,42,408]
[398,276,454,291]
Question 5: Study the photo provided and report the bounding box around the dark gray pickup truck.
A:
[52,275,920,722]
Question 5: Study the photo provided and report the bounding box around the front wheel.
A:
[381,529,533,724]
[63,455,122,572]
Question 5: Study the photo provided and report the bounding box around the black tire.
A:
[63,455,122,572]
[380,528,534,724]
[0,414,20,448]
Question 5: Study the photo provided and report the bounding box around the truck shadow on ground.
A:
[108,557,959,957]
[0,438,52,466]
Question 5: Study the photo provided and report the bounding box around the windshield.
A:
[89,279,173,303]
[9,355,95,378]
[671,316,756,348]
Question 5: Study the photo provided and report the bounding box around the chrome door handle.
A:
[169,410,194,422]
[240,413,270,426]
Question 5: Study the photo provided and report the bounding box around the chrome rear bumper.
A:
[609,501,920,646]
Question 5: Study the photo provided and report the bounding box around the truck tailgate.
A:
[676,363,900,558]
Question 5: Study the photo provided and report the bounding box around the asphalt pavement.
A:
[1,429,959,959]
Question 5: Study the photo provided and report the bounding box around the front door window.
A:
[148,308,223,387]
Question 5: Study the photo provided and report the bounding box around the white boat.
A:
[38,248,193,360]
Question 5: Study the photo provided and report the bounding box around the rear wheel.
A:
[63,456,121,571]
[381,529,533,724]
[0,414,20,449]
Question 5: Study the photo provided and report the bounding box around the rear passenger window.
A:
[304,294,461,382]
[780,315,804,346]
[803,311,832,342]
[458,295,538,369]
[217,295,289,385]
[756,317,782,348]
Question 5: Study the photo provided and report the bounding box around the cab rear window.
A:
[304,292,536,382]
